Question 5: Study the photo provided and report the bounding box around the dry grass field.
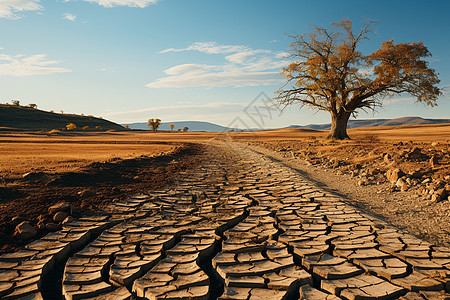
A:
[1,123,449,181]
[0,131,217,178]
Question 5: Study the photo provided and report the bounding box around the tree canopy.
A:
[275,19,441,139]
[148,118,161,132]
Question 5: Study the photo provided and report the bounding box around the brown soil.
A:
[0,143,202,254]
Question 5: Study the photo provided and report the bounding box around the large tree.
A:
[275,19,441,139]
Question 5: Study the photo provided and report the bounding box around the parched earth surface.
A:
[1,142,449,300]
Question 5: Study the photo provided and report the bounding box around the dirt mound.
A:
[0,144,201,254]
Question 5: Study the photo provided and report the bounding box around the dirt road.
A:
[0,141,449,299]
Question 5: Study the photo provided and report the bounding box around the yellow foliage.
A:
[66,123,76,131]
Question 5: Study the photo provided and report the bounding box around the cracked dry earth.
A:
[1,142,450,300]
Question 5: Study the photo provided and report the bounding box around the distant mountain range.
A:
[2,107,447,132]
[124,121,230,132]
[290,116,450,130]
[0,104,124,131]
[125,117,450,132]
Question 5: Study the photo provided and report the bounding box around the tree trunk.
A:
[327,111,351,139]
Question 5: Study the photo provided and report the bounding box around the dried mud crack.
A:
[0,141,449,300]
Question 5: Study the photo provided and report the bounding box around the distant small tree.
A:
[177,128,182,132]
[82,126,89,130]
[183,126,189,132]
[50,110,54,113]
[95,126,103,131]
[169,124,175,132]
[125,125,130,130]
[66,123,76,130]
[60,110,64,114]
[148,118,161,132]
[12,100,20,106]
[28,103,37,109]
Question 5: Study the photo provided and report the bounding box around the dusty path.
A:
[0,141,449,299]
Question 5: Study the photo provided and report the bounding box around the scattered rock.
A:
[62,216,75,224]
[431,193,442,203]
[406,147,423,160]
[45,222,61,232]
[22,171,46,181]
[53,211,69,223]
[14,221,37,240]
[430,155,438,168]
[422,178,431,184]
[396,178,407,189]
[408,169,423,179]
[77,189,95,197]
[48,202,71,215]
[386,168,404,183]
[383,153,392,164]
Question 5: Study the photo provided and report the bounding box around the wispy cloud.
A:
[0,53,71,76]
[83,0,157,8]
[63,13,76,21]
[0,0,42,19]
[160,42,249,54]
[148,41,291,88]
[103,102,249,124]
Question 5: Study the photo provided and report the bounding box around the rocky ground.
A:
[248,139,450,244]
[0,141,449,299]
[0,144,200,254]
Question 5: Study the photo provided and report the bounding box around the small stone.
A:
[62,216,76,224]
[429,155,438,167]
[22,172,45,181]
[422,178,431,184]
[53,211,69,223]
[48,202,71,215]
[396,178,407,188]
[431,194,441,203]
[407,147,423,160]
[14,221,37,240]
[386,168,404,183]
[45,222,61,232]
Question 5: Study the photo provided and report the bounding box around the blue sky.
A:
[0,0,449,128]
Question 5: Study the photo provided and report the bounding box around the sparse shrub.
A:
[12,100,20,106]
[177,129,181,132]
[183,126,189,132]
[125,125,130,129]
[28,103,37,109]
[66,123,76,130]
[82,126,89,130]
[95,126,103,130]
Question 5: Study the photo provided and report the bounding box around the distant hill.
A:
[125,121,230,132]
[289,117,450,130]
[0,104,124,131]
